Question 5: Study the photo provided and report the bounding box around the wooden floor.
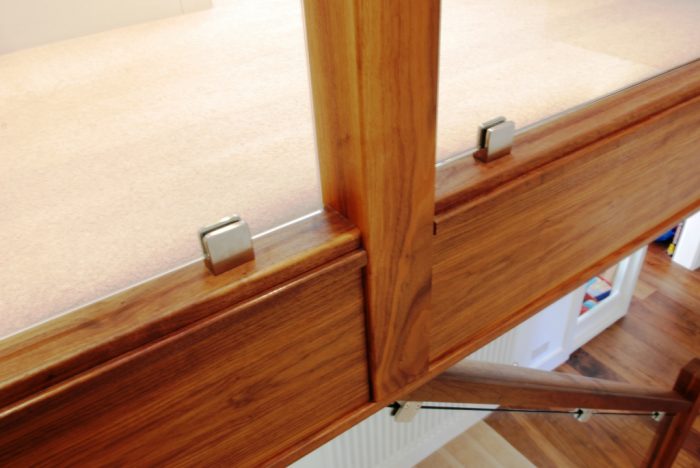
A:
[419,243,700,467]
[417,421,534,468]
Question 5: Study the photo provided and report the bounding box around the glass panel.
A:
[437,0,700,160]
[0,0,321,337]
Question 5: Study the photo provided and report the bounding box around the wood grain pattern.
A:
[2,34,699,468]
[0,252,369,467]
[487,411,658,468]
[430,94,700,364]
[274,90,700,463]
[436,59,700,212]
[0,209,360,410]
[418,421,535,468]
[483,246,700,467]
[407,360,691,413]
[649,359,700,467]
[304,0,440,397]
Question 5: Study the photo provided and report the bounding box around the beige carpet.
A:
[1,0,699,338]
[437,0,700,159]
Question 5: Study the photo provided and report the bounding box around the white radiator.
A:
[293,330,519,468]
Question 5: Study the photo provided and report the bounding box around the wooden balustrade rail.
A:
[406,358,700,467]
[407,360,692,413]
[649,358,700,467]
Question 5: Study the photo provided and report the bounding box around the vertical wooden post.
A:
[303,1,440,398]
[648,358,700,467]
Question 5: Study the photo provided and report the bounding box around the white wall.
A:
[512,287,584,371]
[673,210,700,270]
[0,0,212,54]
[572,247,647,350]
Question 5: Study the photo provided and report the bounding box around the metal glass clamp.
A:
[199,215,254,275]
[573,408,593,422]
[392,401,423,423]
[473,116,515,163]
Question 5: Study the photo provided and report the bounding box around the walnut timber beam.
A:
[303,0,441,398]
[407,360,692,414]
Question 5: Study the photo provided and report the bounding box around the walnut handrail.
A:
[405,358,700,467]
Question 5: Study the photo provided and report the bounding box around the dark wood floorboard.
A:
[487,243,700,467]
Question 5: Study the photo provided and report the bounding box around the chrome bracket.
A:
[392,401,423,423]
[573,408,593,423]
[652,411,665,422]
[199,215,254,275]
[473,116,515,163]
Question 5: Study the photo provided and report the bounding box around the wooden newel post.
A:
[303,1,441,398]
[647,358,700,467]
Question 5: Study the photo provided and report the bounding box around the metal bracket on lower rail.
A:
[199,215,254,275]
[573,408,593,422]
[391,401,423,423]
[473,116,515,163]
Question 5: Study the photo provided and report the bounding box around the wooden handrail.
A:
[648,358,700,467]
[406,358,700,467]
[407,360,692,413]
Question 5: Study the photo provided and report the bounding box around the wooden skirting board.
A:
[1,54,699,468]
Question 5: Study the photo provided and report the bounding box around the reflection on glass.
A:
[0,0,321,337]
[437,0,700,160]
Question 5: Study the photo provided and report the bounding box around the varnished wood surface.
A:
[2,41,699,468]
[417,421,535,468]
[273,71,700,464]
[304,0,440,397]
[408,360,691,413]
[0,209,360,410]
[649,359,700,467]
[481,244,700,467]
[0,252,369,467]
[487,408,661,467]
[430,94,700,364]
[435,59,700,213]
